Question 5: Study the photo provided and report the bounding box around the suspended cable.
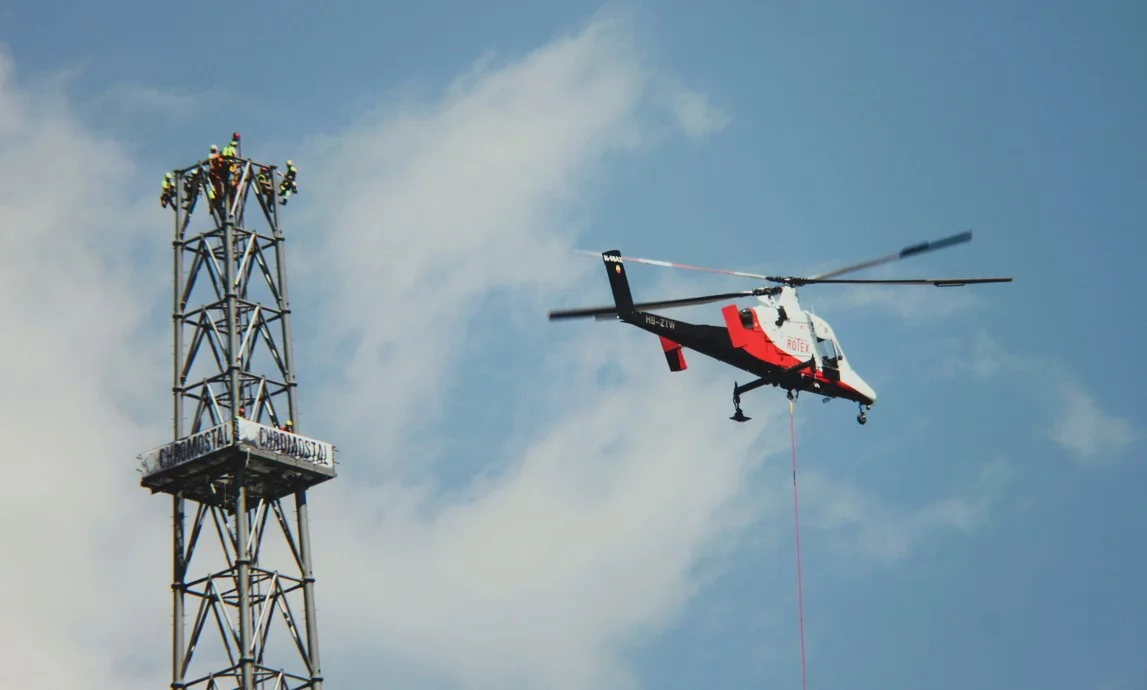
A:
[789,398,808,690]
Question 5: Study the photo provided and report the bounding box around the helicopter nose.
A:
[849,373,877,406]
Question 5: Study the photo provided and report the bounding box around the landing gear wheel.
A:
[857,412,867,425]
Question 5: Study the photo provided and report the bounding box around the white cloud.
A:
[317,364,789,690]
[0,17,1007,690]
[0,48,170,688]
[84,82,221,121]
[1048,382,1134,462]
[799,457,1012,566]
[962,330,1035,377]
[944,332,1135,464]
[291,14,655,446]
[657,79,730,138]
[99,82,197,112]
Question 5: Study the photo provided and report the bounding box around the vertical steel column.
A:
[273,165,324,688]
[171,171,187,690]
[235,472,254,689]
[270,168,298,426]
[296,491,324,688]
[223,186,255,690]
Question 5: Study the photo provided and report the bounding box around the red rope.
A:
[789,399,808,690]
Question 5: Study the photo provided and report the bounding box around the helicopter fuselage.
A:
[550,234,1010,424]
[620,285,877,407]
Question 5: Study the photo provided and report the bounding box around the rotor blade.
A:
[797,277,1013,287]
[805,230,974,281]
[547,305,626,321]
[548,289,764,321]
[573,249,769,281]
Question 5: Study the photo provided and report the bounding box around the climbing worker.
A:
[207,144,221,183]
[181,170,194,205]
[208,144,230,202]
[183,167,214,209]
[182,169,199,208]
[226,154,245,207]
[278,160,298,205]
[255,166,274,205]
[160,172,175,208]
[222,131,240,157]
[220,138,238,204]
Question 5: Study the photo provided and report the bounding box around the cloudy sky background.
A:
[1,1,1144,689]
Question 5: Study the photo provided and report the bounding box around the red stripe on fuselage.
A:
[721,305,802,368]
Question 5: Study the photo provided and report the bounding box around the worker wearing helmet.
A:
[278,160,298,205]
[255,166,274,205]
[223,135,242,203]
[223,131,240,157]
[208,144,229,203]
[182,168,200,208]
[160,172,175,208]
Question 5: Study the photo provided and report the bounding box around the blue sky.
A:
[1,1,1144,689]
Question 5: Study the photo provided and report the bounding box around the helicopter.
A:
[547,231,1012,425]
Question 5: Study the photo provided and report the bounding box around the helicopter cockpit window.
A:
[829,338,844,361]
[816,337,838,362]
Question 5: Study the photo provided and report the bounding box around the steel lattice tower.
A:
[138,142,336,690]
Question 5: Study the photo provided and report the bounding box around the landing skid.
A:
[730,378,773,423]
[730,378,797,423]
[730,386,750,422]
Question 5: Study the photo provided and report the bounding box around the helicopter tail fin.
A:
[602,250,636,315]
[659,336,688,372]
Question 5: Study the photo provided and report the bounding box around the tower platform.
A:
[139,418,336,506]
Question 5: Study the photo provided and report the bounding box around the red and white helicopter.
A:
[548,231,1011,425]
